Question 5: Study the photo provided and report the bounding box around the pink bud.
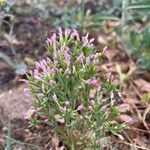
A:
[119,114,133,124]
[64,68,70,75]
[51,33,56,43]
[37,93,44,99]
[89,38,95,44]
[77,104,84,111]
[102,46,108,54]
[118,103,130,112]
[70,30,80,40]
[77,53,84,63]
[65,28,71,37]
[52,93,57,102]
[58,27,63,36]
[86,79,97,86]
[82,36,88,46]
[46,37,52,44]
[86,56,90,64]
[110,92,114,100]
[49,80,56,85]
[35,62,40,70]
[46,57,51,63]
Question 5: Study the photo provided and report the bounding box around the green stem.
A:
[81,0,85,33]
[71,142,75,150]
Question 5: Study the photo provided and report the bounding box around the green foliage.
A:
[122,0,150,72]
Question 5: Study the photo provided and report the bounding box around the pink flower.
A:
[52,93,57,102]
[110,91,114,100]
[93,59,99,64]
[88,43,94,49]
[58,27,63,36]
[49,80,56,85]
[65,28,71,37]
[119,114,133,124]
[33,69,40,80]
[102,46,108,54]
[86,79,97,86]
[63,50,70,66]
[41,59,47,66]
[35,62,40,70]
[117,134,124,140]
[46,57,51,63]
[77,53,84,63]
[46,37,52,44]
[82,33,89,46]
[77,104,84,111]
[86,56,90,64]
[89,38,95,44]
[23,107,36,119]
[51,33,56,43]
[37,93,44,99]
[70,29,80,40]
[64,50,70,59]
[64,68,70,75]
[118,103,130,112]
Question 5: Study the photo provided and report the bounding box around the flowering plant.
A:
[24,28,124,149]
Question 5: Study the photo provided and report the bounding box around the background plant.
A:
[24,28,125,149]
[0,0,27,74]
[50,0,150,73]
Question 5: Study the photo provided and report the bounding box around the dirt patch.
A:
[0,84,30,120]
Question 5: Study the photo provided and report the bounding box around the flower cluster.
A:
[24,28,124,149]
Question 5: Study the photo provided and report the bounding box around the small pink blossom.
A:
[119,114,133,124]
[51,33,56,43]
[118,103,130,112]
[49,80,56,85]
[65,28,71,37]
[37,93,44,99]
[35,62,40,70]
[46,37,52,44]
[102,46,108,54]
[33,69,40,80]
[86,56,90,64]
[77,104,84,111]
[117,134,124,140]
[77,53,84,63]
[52,93,57,102]
[70,29,80,40]
[89,38,95,44]
[64,50,70,58]
[82,33,89,46]
[110,91,114,100]
[88,43,94,49]
[41,59,47,66]
[58,27,63,36]
[64,68,70,75]
[86,79,97,86]
[46,57,51,63]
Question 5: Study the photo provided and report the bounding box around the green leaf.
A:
[126,1,150,11]
[5,119,11,150]
[92,13,120,21]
